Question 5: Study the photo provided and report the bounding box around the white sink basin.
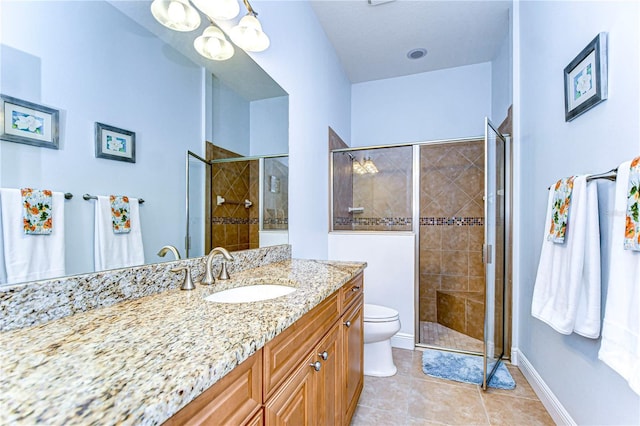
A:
[204,284,296,303]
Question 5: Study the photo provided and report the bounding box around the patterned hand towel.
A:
[110,195,131,234]
[21,188,53,235]
[624,156,640,251]
[547,176,576,244]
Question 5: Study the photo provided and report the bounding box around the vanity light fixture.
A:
[151,0,270,61]
[194,23,235,61]
[229,0,270,52]
[353,160,367,175]
[362,157,379,174]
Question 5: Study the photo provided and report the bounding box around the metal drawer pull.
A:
[344,320,351,328]
[318,351,328,361]
[310,361,322,372]
[351,286,360,292]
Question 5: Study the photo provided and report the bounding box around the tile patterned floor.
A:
[420,321,484,353]
[351,348,555,425]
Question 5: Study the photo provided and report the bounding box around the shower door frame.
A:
[186,150,212,258]
[412,133,512,360]
[411,136,510,358]
[482,118,511,389]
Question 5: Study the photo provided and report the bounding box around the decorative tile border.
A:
[212,217,260,225]
[263,218,289,226]
[420,217,484,226]
[333,217,484,228]
[334,217,412,227]
[0,245,292,332]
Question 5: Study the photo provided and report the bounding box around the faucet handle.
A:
[171,266,196,290]
[218,261,231,280]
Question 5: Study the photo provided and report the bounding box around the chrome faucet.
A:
[199,247,235,285]
[157,245,181,260]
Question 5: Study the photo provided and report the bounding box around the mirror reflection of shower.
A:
[185,144,288,255]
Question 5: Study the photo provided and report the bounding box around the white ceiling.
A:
[309,0,511,83]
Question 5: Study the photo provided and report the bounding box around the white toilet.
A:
[363,303,401,377]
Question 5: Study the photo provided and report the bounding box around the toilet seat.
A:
[364,303,399,323]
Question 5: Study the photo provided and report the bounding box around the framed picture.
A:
[95,122,136,163]
[564,32,608,122]
[0,94,60,149]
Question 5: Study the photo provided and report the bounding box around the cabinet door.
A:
[315,323,342,426]
[342,296,364,425]
[265,353,316,426]
[263,292,340,399]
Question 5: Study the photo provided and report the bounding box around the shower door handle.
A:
[483,244,492,264]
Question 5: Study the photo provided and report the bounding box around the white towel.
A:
[599,161,640,395]
[531,175,602,337]
[94,195,144,271]
[0,188,66,284]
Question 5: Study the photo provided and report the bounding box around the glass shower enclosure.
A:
[330,120,510,389]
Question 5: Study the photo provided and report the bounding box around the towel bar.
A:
[82,193,145,204]
[547,168,618,189]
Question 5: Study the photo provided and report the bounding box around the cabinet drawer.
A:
[263,291,340,399]
[165,349,262,426]
[341,273,363,311]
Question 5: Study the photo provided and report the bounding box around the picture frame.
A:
[564,32,608,122]
[0,94,60,149]
[95,122,136,163]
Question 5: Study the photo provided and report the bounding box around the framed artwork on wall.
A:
[95,122,136,163]
[564,32,608,122]
[0,94,60,149]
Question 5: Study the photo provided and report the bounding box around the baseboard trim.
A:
[514,348,576,426]
[391,332,414,350]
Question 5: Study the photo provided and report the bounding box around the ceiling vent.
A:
[407,48,427,60]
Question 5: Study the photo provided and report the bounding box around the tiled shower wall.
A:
[207,144,259,252]
[418,140,486,341]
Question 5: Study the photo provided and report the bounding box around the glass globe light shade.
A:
[194,25,235,61]
[363,158,379,174]
[192,0,240,20]
[151,0,201,32]
[229,14,270,52]
[352,161,367,175]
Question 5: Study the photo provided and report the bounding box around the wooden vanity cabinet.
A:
[164,273,364,426]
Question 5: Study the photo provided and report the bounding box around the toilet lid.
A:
[364,303,399,322]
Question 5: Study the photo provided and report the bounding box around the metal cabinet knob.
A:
[310,361,322,372]
[318,351,328,361]
[344,320,351,328]
[351,286,360,292]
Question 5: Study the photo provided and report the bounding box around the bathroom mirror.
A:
[0,0,288,286]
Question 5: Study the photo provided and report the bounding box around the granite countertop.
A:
[0,259,366,425]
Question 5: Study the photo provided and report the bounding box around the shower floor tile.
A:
[351,348,555,426]
[420,321,484,353]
